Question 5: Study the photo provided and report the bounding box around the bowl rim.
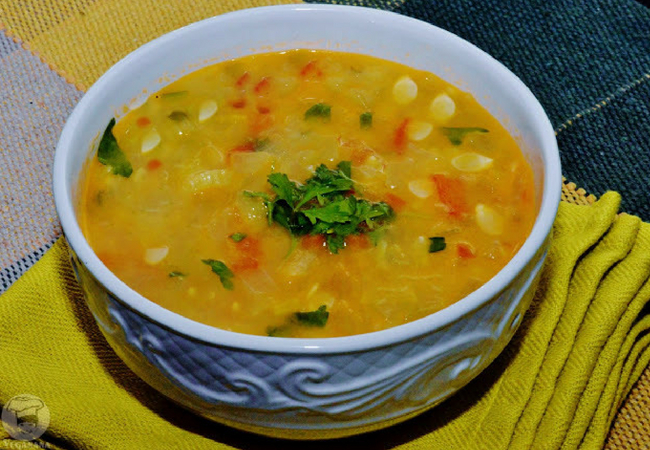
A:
[53,4,561,354]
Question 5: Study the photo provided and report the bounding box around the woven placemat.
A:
[1,0,649,447]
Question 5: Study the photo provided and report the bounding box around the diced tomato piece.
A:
[146,159,162,170]
[345,234,371,249]
[257,105,271,114]
[136,117,151,128]
[385,192,407,212]
[254,77,271,94]
[457,243,476,258]
[431,174,467,217]
[393,118,410,154]
[232,256,259,271]
[236,72,250,87]
[250,113,274,136]
[230,98,247,109]
[301,234,326,250]
[227,141,256,164]
[231,237,261,272]
[300,61,323,78]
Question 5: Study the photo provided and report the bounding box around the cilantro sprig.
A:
[246,161,394,253]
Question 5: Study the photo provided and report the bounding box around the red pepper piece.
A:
[393,118,410,154]
[431,174,467,217]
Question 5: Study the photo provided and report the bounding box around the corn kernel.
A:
[475,204,504,235]
[451,153,494,172]
[407,120,433,141]
[430,93,456,121]
[393,76,418,104]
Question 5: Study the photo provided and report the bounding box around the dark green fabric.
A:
[306,0,650,219]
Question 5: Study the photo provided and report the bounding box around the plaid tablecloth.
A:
[1,0,649,447]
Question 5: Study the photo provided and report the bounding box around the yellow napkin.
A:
[1,192,649,450]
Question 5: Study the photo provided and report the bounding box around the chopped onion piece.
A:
[407,121,433,141]
[408,179,434,198]
[141,129,161,153]
[430,93,456,121]
[392,76,418,104]
[184,169,232,192]
[451,153,494,172]
[475,204,504,235]
[282,249,316,277]
[144,246,168,265]
[199,100,218,122]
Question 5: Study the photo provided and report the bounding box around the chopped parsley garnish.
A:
[97,119,133,178]
[442,127,489,145]
[229,233,247,242]
[304,103,331,121]
[295,305,329,327]
[201,259,234,290]
[266,305,331,336]
[360,112,373,128]
[168,111,189,121]
[168,271,186,278]
[245,161,394,254]
[428,237,446,253]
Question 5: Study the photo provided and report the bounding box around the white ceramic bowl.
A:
[53,5,561,439]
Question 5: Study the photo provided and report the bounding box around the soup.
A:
[80,50,536,338]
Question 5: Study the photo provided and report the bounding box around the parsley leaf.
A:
[294,305,329,327]
[202,259,234,290]
[336,160,352,179]
[304,103,331,120]
[294,163,353,209]
[442,127,489,145]
[229,233,247,242]
[428,237,446,253]
[325,234,346,254]
[268,173,299,204]
[97,119,132,178]
[303,197,356,224]
[360,112,373,129]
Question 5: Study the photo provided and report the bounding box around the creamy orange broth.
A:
[80,50,536,338]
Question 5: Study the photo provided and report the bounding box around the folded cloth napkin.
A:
[1,191,649,450]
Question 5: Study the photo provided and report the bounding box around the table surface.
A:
[1,0,649,448]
